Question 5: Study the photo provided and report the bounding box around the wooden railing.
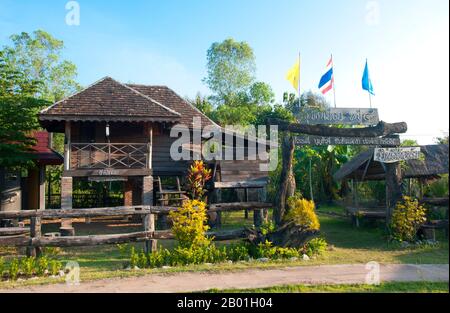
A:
[0,202,273,256]
[70,143,148,169]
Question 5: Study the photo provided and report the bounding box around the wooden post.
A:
[254,187,266,228]
[27,216,42,257]
[244,188,249,219]
[385,162,403,224]
[64,121,71,171]
[216,189,222,227]
[274,135,296,225]
[143,213,157,253]
[148,124,153,170]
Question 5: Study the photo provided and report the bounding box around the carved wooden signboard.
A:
[294,107,379,126]
[295,135,400,146]
[96,169,120,176]
[374,147,421,163]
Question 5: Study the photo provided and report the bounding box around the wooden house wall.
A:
[219,160,269,183]
[152,129,188,176]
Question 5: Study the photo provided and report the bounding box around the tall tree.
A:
[0,51,48,168]
[204,38,256,103]
[2,30,81,103]
[2,30,82,154]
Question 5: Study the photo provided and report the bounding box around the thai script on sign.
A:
[295,135,400,146]
[374,147,421,163]
[294,107,379,126]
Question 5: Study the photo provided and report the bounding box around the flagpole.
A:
[369,92,372,109]
[331,53,337,108]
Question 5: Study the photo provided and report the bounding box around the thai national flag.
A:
[318,57,334,95]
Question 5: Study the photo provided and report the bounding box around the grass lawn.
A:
[206,281,450,293]
[0,205,448,289]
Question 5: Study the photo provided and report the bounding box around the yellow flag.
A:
[286,57,300,92]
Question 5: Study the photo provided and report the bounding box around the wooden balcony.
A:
[70,143,149,170]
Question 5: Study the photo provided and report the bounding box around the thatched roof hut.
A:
[334,145,449,181]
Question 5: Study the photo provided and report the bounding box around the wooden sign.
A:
[294,135,400,146]
[294,107,379,126]
[374,147,421,163]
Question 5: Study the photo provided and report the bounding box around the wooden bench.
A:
[345,207,387,227]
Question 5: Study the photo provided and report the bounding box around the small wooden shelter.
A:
[0,131,63,214]
[334,145,449,183]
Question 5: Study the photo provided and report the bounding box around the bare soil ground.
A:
[1,264,448,293]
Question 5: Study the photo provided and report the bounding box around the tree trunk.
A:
[385,162,403,224]
[274,134,296,226]
[246,221,319,248]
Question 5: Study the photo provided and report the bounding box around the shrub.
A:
[260,220,276,236]
[390,196,427,242]
[36,256,49,276]
[172,245,227,266]
[147,248,172,268]
[303,237,327,257]
[129,247,139,269]
[226,243,250,262]
[20,257,35,277]
[138,250,148,269]
[9,259,19,281]
[48,259,62,276]
[186,160,212,200]
[285,196,320,230]
[0,257,4,277]
[254,240,300,260]
[169,199,211,249]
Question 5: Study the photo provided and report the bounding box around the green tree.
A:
[189,93,214,119]
[435,134,449,145]
[401,139,419,146]
[1,30,81,103]
[0,51,48,168]
[283,90,329,113]
[204,38,256,102]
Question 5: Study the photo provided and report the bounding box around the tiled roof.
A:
[126,84,218,128]
[39,77,181,123]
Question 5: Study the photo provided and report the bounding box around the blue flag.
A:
[362,60,374,96]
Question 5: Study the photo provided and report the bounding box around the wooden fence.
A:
[0,202,272,256]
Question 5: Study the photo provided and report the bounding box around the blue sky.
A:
[0,0,448,143]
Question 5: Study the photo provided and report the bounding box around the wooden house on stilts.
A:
[38,77,271,231]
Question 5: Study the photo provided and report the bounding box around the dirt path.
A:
[1,264,448,293]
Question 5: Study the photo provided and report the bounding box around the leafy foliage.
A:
[169,199,211,249]
[285,196,320,230]
[186,161,212,201]
[254,240,300,259]
[390,196,427,242]
[204,38,256,100]
[1,30,81,102]
[0,51,48,168]
[424,174,449,198]
[0,254,63,281]
[302,237,328,257]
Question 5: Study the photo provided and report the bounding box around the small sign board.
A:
[294,107,379,126]
[374,147,421,163]
[294,135,400,146]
